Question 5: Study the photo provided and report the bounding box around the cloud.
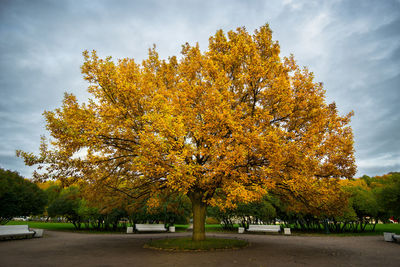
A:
[269,0,400,176]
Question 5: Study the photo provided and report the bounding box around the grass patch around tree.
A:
[144,237,248,251]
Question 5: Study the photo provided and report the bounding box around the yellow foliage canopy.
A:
[17,24,356,213]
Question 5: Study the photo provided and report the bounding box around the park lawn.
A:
[173,224,189,232]
[6,221,230,233]
[205,224,238,233]
[374,223,400,233]
[7,221,76,230]
[6,221,125,233]
[284,223,400,236]
[7,221,400,235]
[6,221,220,233]
[202,223,400,236]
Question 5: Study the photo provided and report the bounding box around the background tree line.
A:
[1,167,399,233]
[209,172,400,233]
[41,182,191,231]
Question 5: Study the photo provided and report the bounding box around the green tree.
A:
[157,193,191,226]
[45,184,62,205]
[375,173,400,221]
[235,197,276,228]
[207,196,276,229]
[347,185,379,231]
[47,186,82,229]
[206,206,236,230]
[0,168,47,224]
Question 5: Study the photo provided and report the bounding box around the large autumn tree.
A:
[18,24,355,241]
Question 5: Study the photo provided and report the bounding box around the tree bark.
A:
[189,191,206,241]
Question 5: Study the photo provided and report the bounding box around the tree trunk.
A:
[189,191,206,241]
[372,220,377,231]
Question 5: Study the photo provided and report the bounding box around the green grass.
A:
[284,223,400,237]
[173,224,189,232]
[7,221,76,230]
[6,221,125,234]
[6,221,228,234]
[144,237,248,251]
[374,223,400,233]
[205,224,238,233]
[203,223,400,236]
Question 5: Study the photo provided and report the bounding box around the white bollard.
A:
[284,228,291,235]
[169,226,175,232]
[238,227,244,234]
[32,229,44,238]
[383,232,394,242]
[127,226,134,234]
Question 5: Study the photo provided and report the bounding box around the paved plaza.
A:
[0,231,399,266]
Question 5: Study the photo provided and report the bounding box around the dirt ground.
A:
[0,231,399,267]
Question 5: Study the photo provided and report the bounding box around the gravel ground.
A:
[0,231,399,267]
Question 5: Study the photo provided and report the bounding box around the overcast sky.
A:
[1,0,399,178]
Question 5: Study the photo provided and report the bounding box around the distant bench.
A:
[384,232,400,242]
[247,225,281,233]
[134,224,167,232]
[0,225,35,240]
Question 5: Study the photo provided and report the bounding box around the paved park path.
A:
[0,231,399,266]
